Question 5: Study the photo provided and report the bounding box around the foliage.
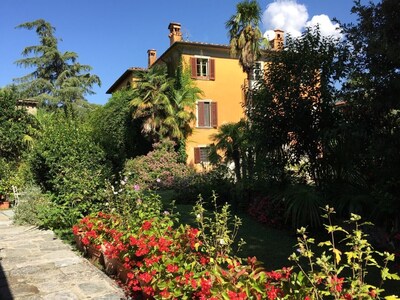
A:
[287,206,400,299]
[0,87,38,161]
[337,0,400,227]
[130,64,202,144]
[28,113,109,230]
[247,195,286,229]
[226,0,264,120]
[73,190,293,299]
[123,139,194,191]
[251,27,347,187]
[14,19,101,116]
[13,185,52,226]
[209,120,249,182]
[192,193,246,260]
[226,0,263,76]
[173,165,235,206]
[90,89,151,173]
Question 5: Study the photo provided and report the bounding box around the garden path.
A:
[0,209,126,300]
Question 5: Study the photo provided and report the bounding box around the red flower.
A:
[267,270,282,281]
[328,275,344,293]
[141,220,152,231]
[160,289,170,298]
[265,285,282,300]
[368,289,377,298]
[228,290,247,300]
[138,272,152,284]
[343,293,353,300]
[166,264,179,273]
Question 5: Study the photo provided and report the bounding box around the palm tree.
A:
[210,120,247,181]
[130,66,173,142]
[226,0,263,117]
[130,65,203,145]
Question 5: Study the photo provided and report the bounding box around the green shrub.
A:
[173,165,235,206]
[123,139,194,191]
[286,206,400,299]
[28,114,110,232]
[13,185,52,226]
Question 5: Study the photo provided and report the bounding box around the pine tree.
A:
[14,19,100,116]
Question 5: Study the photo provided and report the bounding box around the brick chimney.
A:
[147,49,157,67]
[168,22,182,45]
[271,29,284,50]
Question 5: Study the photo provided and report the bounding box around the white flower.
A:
[219,238,226,245]
[196,214,201,220]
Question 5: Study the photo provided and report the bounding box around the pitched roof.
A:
[106,67,147,94]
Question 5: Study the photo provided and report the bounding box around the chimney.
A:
[271,29,284,50]
[147,49,157,67]
[168,22,182,45]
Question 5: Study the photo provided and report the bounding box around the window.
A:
[194,146,210,164]
[197,58,208,77]
[252,62,264,80]
[250,61,264,90]
[190,57,215,80]
[197,101,217,128]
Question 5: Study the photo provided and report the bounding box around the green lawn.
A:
[158,190,296,271]
[158,190,399,295]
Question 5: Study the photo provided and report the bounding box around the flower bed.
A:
[73,188,400,299]
[73,211,290,299]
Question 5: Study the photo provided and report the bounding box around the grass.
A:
[158,190,296,270]
[158,190,400,295]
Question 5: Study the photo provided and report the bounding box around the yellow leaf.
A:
[333,248,342,264]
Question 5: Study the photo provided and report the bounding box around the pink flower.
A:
[134,184,140,191]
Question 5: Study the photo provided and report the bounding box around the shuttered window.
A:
[190,57,215,80]
[194,147,210,164]
[197,101,218,128]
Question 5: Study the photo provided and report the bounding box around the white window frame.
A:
[250,61,264,89]
[195,55,210,78]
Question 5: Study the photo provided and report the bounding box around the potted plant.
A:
[0,183,10,210]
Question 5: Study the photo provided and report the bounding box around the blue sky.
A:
[0,0,361,105]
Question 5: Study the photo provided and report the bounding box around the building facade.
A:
[107,22,283,169]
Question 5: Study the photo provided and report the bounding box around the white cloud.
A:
[262,1,342,40]
[305,14,342,39]
[262,0,308,38]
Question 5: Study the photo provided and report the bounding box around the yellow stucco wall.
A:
[182,54,247,168]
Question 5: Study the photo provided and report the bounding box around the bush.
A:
[123,139,194,191]
[173,165,235,206]
[13,185,52,226]
[28,114,110,232]
[90,89,151,173]
[286,206,400,299]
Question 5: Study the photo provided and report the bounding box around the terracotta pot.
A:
[87,244,105,267]
[0,201,10,210]
[103,255,119,275]
[73,234,86,253]
[116,261,131,284]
